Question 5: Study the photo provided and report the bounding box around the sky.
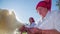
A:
[0,0,58,24]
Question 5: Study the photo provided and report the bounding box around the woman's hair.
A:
[29,17,35,22]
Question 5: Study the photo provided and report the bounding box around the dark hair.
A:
[29,17,35,22]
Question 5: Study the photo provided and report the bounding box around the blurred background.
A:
[0,0,58,24]
[0,0,60,34]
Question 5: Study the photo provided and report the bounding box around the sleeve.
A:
[30,23,36,28]
[25,24,30,28]
[36,20,42,29]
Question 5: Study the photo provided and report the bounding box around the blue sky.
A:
[0,0,58,24]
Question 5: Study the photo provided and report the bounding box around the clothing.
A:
[30,22,36,28]
[25,22,36,28]
[37,11,60,32]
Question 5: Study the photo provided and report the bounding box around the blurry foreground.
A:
[0,9,24,34]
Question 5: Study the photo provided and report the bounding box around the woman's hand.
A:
[28,28,42,34]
